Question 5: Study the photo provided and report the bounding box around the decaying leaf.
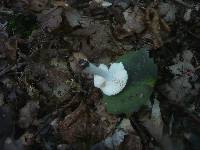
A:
[70,52,87,73]
[119,134,142,150]
[37,8,63,32]
[115,4,171,49]
[0,106,14,149]
[71,21,118,60]
[123,7,145,34]
[29,0,48,12]
[103,130,127,149]
[142,99,164,141]
[64,7,81,28]
[159,50,199,102]
[158,2,176,22]
[5,37,17,62]
[18,101,39,128]
[59,102,118,144]
[0,36,17,62]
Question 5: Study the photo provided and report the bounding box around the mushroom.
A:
[79,59,128,96]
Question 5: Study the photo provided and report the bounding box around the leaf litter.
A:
[0,0,200,150]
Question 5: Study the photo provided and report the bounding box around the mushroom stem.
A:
[84,63,112,80]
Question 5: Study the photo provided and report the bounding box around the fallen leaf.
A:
[103,130,127,149]
[103,48,157,114]
[30,0,48,12]
[142,99,164,141]
[18,101,39,128]
[64,7,81,28]
[123,7,145,34]
[37,8,63,32]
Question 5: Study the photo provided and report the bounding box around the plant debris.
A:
[0,0,200,149]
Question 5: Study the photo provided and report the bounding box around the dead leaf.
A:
[37,8,63,32]
[0,106,14,149]
[144,6,171,49]
[64,7,81,28]
[141,99,164,141]
[18,101,39,128]
[119,134,142,150]
[59,102,118,144]
[123,7,145,34]
[158,2,176,22]
[71,21,118,60]
[69,52,87,73]
[5,37,17,62]
[103,130,127,149]
[30,0,48,12]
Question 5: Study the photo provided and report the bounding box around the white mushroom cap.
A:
[94,62,128,96]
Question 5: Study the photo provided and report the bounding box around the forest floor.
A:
[0,0,200,150]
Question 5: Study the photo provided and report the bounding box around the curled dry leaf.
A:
[145,7,170,49]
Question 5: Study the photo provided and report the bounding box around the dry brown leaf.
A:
[18,101,39,128]
[37,8,63,32]
[119,134,142,150]
[69,52,87,73]
[123,7,145,34]
[5,37,17,62]
[71,22,118,60]
[64,7,81,28]
[53,0,69,7]
[58,102,118,144]
[29,0,48,12]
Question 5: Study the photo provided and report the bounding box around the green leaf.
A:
[103,49,157,114]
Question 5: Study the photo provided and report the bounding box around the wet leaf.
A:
[103,49,157,114]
